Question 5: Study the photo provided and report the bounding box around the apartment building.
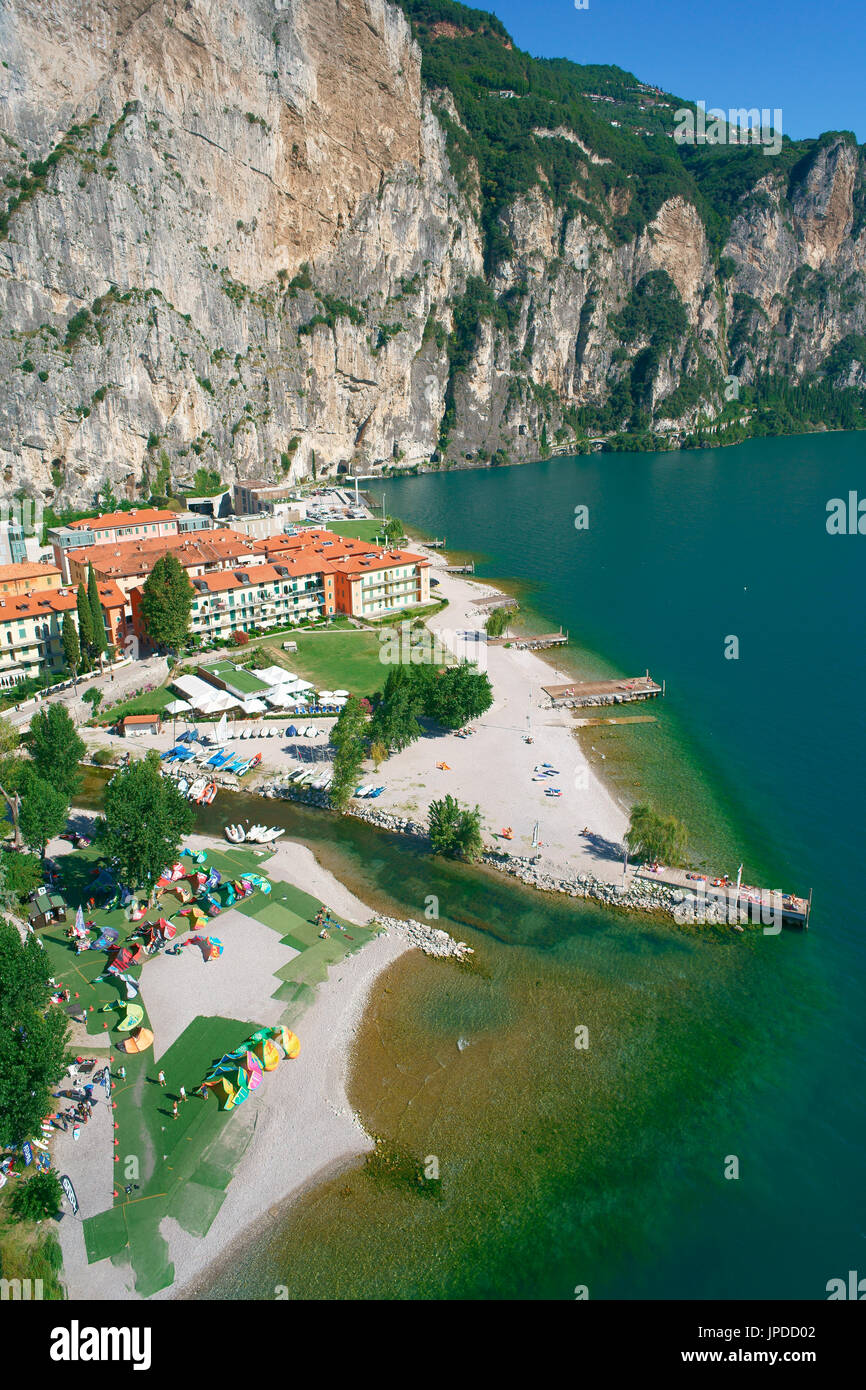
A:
[255,530,430,618]
[0,582,126,687]
[130,558,335,646]
[0,562,62,596]
[328,547,430,618]
[49,507,212,580]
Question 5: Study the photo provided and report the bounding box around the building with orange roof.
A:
[254,528,431,618]
[48,506,213,580]
[130,558,335,648]
[66,528,265,602]
[0,562,63,596]
[0,581,126,687]
[327,546,431,618]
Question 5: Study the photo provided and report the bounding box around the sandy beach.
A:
[372,551,630,881]
[55,835,411,1301]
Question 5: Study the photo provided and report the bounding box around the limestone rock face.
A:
[1,0,865,507]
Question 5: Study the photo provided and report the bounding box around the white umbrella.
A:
[317,690,336,701]
[333,689,350,698]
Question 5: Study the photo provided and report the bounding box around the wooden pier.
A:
[542,673,662,708]
[426,538,447,549]
[444,561,475,574]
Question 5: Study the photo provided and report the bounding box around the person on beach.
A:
[117,1065,126,1080]
[172,1101,178,1120]
[199,1084,209,1100]
[179,1085,187,1104]
[158,1070,166,1087]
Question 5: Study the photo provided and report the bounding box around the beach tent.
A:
[119,1026,153,1054]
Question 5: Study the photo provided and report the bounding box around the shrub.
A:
[10,1171,64,1223]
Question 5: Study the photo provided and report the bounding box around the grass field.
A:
[42,843,378,1296]
[262,630,387,697]
[101,686,174,722]
[324,520,388,543]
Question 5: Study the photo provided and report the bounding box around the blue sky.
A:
[487,0,864,143]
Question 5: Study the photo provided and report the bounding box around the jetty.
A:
[444,561,475,574]
[542,673,662,708]
[633,865,812,929]
[426,538,447,549]
[487,630,568,649]
[472,594,519,612]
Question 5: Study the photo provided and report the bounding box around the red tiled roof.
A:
[68,508,176,530]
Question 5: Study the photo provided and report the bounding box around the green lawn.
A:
[261,630,388,697]
[203,660,269,695]
[325,520,388,543]
[100,686,174,722]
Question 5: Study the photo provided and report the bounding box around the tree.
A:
[27,704,85,799]
[485,607,511,638]
[230,629,249,647]
[369,666,425,752]
[330,694,368,754]
[61,611,81,682]
[0,848,43,905]
[624,803,688,866]
[328,695,368,812]
[428,795,483,861]
[426,663,493,729]
[139,553,194,653]
[76,580,95,661]
[87,563,108,665]
[0,715,25,847]
[370,739,388,770]
[82,686,103,715]
[18,770,69,859]
[10,1171,64,1222]
[0,921,70,1148]
[383,515,405,544]
[97,751,194,889]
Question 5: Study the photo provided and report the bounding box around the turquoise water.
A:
[199,433,865,1300]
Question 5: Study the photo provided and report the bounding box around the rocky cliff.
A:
[1,0,865,511]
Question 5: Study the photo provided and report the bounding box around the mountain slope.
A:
[1,0,865,513]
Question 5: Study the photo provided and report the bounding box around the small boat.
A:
[258,827,285,843]
[177,778,189,796]
[225,824,245,843]
[249,753,262,769]
[199,782,217,804]
[188,776,207,802]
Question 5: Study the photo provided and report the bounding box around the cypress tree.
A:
[87,563,107,660]
[61,610,80,680]
[76,580,94,658]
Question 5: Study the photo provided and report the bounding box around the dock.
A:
[444,561,475,574]
[633,865,811,929]
[426,538,447,549]
[542,673,662,708]
[487,630,568,649]
[472,594,519,612]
